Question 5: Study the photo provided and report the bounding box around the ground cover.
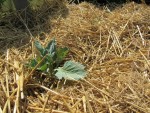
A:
[0,1,150,113]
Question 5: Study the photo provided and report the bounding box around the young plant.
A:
[28,38,87,80]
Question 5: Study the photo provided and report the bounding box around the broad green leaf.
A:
[30,59,38,67]
[34,41,45,56]
[38,63,48,71]
[56,47,69,65]
[46,38,56,54]
[36,56,42,62]
[55,61,87,80]
[46,54,54,64]
[45,38,56,60]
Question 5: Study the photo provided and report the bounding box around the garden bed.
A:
[0,1,150,113]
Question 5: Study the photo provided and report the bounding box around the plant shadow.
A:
[0,0,69,54]
[71,0,150,11]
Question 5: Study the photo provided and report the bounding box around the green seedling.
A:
[28,38,87,80]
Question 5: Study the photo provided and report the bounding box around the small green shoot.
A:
[28,38,87,80]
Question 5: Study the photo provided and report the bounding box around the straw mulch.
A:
[0,1,150,113]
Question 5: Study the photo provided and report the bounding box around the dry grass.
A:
[0,1,150,113]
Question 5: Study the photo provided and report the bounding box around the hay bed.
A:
[0,1,150,113]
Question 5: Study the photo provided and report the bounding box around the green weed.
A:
[28,38,87,80]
